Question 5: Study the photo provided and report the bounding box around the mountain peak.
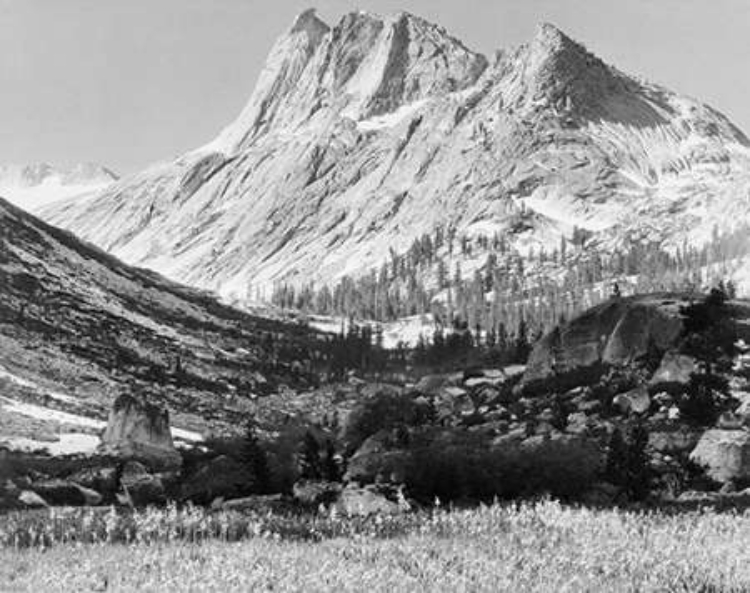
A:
[290,8,330,37]
[528,22,596,68]
[534,22,572,47]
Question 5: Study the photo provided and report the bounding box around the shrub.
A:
[343,391,436,454]
[400,432,600,504]
[677,373,726,426]
[241,422,272,494]
[604,423,653,501]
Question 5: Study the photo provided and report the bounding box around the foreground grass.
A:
[1,501,749,592]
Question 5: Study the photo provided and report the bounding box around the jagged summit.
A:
[208,8,487,153]
[290,8,330,36]
[41,11,750,303]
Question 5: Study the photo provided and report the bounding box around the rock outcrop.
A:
[521,294,686,393]
[118,460,167,506]
[336,484,406,516]
[690,429,750,484]
[649,352,699,391]
[99,394,181,470]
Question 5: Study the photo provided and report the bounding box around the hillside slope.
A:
[0,198,323,452]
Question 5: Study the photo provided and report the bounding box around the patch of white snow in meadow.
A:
[0,397,105,429]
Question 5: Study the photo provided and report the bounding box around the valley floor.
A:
[1,501,748,592]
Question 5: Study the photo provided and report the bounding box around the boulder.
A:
[180,455,253,504]
[649,352,699,391]
[717,412,744,430]
[68,465,118,499]
[566,412,589,435]
[521,295,685,394]
[612,386,651,415]
[336,485,405,517]
[464,377,496,389]
[31,479,102,506]
[690,430,750,483]
[675,488,750,510]
[119,460,166,506]
[292,480,342,506]
[99,393,181,470]
[733,393,750,424]
[18,490,48,508]
[415,375,448,394]
[648,429,702,454]
[344,431,409,485]
[215,494,287,513]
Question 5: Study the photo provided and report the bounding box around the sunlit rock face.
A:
[99,393,181,470]
[41,11,750,302]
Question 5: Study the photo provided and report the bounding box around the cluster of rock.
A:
[1,393,183,509]
[330,295,750,508]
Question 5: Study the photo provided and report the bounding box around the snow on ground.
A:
[356,99,428,132]
[0,433,101,456]
[0,396,105,429]
[308,313,437,348]
[172,427,203,442]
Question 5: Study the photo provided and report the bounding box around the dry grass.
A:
[1,501,748,592]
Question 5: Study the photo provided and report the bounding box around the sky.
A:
[0,0,748,175]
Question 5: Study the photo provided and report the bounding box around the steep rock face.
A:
[522,294,685,391]
[521,294,750,393]
[0,197,324,445]
[41,12,750,301]
[99,394,181,469]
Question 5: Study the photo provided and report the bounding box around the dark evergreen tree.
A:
[321,439,341,482]
[298,431,323,480]
[242,420,271,494]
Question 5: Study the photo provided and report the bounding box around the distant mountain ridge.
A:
[40,10,750,303]
[0,162,117,210]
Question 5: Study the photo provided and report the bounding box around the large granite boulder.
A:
[344,430,410,484]
[521,295,686,394]
[31,479,102,506]
[118,460,167,506]
[336,485,406,517]
[18,490,48,508]
[649,352,699,391]
[690,429,750,483]
[648,428,702,454]
[613,386,651,415]
[99,393,181,470]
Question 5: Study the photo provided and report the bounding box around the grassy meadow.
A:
[1,501,749,592]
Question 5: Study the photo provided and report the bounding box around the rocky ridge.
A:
[40,10,750,302]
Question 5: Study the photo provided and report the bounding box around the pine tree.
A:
[321,439,341,482]
[605,423,653,501]
[242,420,271,494]
[299,431,323,480]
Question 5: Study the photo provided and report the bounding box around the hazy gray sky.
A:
[1,0,748,174]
